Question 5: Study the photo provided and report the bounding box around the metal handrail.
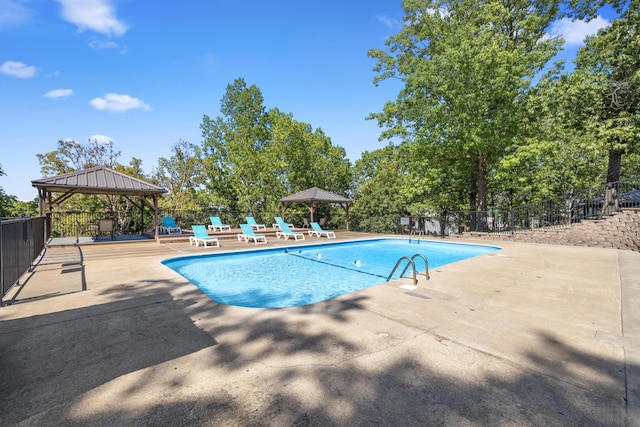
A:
[400,254,430,280]
[387,253,429,285]
[387,256,416,284]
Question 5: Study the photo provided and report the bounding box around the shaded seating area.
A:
[237,224,267,244]
[208,216,231,232]
[274,217,305,241]
[308,221,335,239]
[32,166,168,242]
[189,225,220,248]
[246,216,266,231]
[279,187,352,230]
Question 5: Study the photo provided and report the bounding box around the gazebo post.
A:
[308,203,317,223]
[344,203,350,231]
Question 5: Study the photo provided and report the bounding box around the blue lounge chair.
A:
[246,216,266,231]
[237,224,267,244]
[189,225,220,247]
[274,217,305,241]
[272,219,294,230]
[208,216,231,232]
[161,217,182,234]
[308,221,336,239]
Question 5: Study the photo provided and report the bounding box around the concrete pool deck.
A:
[1,232,638,425]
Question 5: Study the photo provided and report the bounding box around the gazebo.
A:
[31,166,167,240]
[279,187,352,230]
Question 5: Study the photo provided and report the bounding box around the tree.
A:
[266,108,352,215]
[351,146,413,232]
[367,0,619,229]
[6,198,39,217]
[494,65,608,207]
[572,2,640,185]
[36,139,121,176]
[201,78,271,217]
[154,140,204,211]
[201,78,352,222]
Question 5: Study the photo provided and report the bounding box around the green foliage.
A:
[493,68,608,206]
[201,78,271,214]
[0,188,16,217]
[6,198,39,217]
[37,139,121,176]
[369,0,563,217]
[351,146,412,224]
[363,0,638,227]
[572,1,640,182]
[200,78,352,220]
[154,140,204,211]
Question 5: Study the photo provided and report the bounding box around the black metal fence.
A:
[1,216,47,302]
[397,177,640,237]
[46,177,640,240]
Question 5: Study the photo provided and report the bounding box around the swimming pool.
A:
[162,238,500,308]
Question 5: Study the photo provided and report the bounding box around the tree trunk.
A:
[469,171,477,231]
[606,149,623,184]
[604,149,623,215]
[476,153,488,232]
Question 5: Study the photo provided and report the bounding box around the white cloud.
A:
[44,88,74,99]
[89,93,152,112]
[0,60,36,78]
[376,15,402,29]
[550,16,610,45]
[87,134,112,144]
[0,0,34,27]
[55,0,128,37]
[88,38,119,50]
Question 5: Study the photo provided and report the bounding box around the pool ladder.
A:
[409,229,424,240]
[386,254,430,285]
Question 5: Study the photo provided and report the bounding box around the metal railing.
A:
[44,177,640,240]
[1,216,47,302]
[395,177,640,237]
[386,254,429,284]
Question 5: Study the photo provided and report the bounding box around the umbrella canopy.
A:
[279,187,352,230]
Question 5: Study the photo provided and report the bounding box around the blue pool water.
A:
[162,238,500,308]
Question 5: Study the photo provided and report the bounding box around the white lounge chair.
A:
[274,217,305,241]
[237,224,267,244]
[189,225,220,247]
[308,221,336,239]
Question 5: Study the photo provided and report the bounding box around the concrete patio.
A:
[1,232,638,426]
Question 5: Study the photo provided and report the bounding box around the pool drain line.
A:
[285,251,388,280]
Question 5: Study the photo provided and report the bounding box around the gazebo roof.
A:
[31,166,167,196]
[279,187,351,204]
[32,166,167,240]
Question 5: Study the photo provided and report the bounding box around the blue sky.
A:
[1,0,613,201]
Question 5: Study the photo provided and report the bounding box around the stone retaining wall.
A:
[461,208,640,252]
